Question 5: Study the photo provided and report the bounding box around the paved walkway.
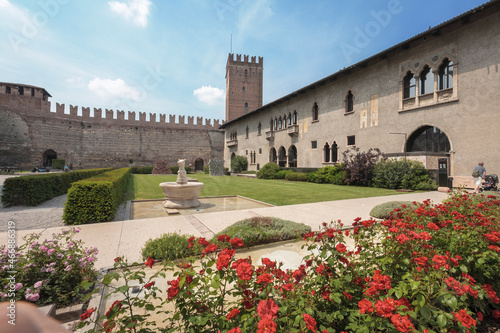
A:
[0,185,448,270]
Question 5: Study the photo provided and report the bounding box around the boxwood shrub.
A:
[130,166,154,174]
[256,162,281,179]
[1,168,113,207]
[63,168,131,225]
[285,171,307,182]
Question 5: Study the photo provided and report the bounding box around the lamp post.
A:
[390,132,408,190]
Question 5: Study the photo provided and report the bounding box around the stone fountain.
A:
[160,159,204,209]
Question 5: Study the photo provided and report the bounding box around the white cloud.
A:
[108,0,152,28]
[0,0,30,27]
[193,86,225,105]
[88,78,141,101]
[238,0,273,32]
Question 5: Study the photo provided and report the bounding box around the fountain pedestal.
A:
[160,159,204,209]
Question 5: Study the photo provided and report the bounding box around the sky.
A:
[0,0,484,123]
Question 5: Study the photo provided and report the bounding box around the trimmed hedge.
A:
[130,166,154,174]
[63,168,131,225]
[1,168,113,207]
[51,159,65,169]
[285,171,307,181]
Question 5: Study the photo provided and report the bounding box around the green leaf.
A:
[436,314,447,328]
[460,265,468,273]
[420,306,431,321]
[416,294,425,307]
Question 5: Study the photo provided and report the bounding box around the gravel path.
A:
[0,175,127,232]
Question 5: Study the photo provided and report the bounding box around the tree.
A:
[230,155,248,173]
[341,147,383,186]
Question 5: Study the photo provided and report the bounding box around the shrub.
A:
[1,168,113,207]
[306,165,345,184]
[80,192,500,333]
[63,168,131,224]
[230,155,248,173]
[369,201,416,219]
[372,158,437,190]
[342,147,383,186]
[204,166,209,174]
[142,233,200,261]
[51,159,65,169]
[274,170,292,179]
[185,166,192,174]
[285,171,307,182]
[211,216,311,248]
[241,170,257,174]
[256,162,281,179]
[170,166,179,174]
[0,228,98,307]
[130,166,154,174]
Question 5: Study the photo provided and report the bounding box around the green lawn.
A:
[127,174,408,206]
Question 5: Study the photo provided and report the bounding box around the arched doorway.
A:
[43,149,57,167]
[288,145,297,168]
[278,146,287,167]
[194,158,204,172]
[269,148,277,164]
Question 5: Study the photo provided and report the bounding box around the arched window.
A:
[331,141,339,163]
[242,86,245,93]
[406,126,450,153]
[270,119,273,131]
[288,145,297,168]
[244,102,248,113]
[283,115,287,129]
[312,102,319,121]
[195,158,204,172]
[278,146,287,167]
[323,143,330,162]
[269,147,277,164]
[293,111,297,125]
[420,66,434,95]
[345,91,354,113]
[258,122,262,135]
[288,112,292,126]
[274,118,278,130]
[438,59,453,90]
[244,69,248,76]
[245,126,249,139]
[403,71,416,98]
[278,117,282,129]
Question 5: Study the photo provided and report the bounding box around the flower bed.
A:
[79,192,500,332]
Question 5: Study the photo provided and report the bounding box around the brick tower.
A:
[225,53,263,122]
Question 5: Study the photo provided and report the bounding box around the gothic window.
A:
[288,112,292,126]
[283,115,287,129]
[244,102,248,113]
[293,111,298,125]
[403,71,416,98]
[288,145,297,168]
[242,86,245,93]
[331,142,338,163]
[278,117,282,129]
[323,142,330,162]
[278,146,287,167]
[270,119,273,131]
[406,126,450,153]
[312,102,319,121]
[269,147,277,164]
[258,122,262,135]
[246,126,249,139]
[274,118,278,130]
[419,66,434,95]
[438,59,453,90]
[345,91,354,113]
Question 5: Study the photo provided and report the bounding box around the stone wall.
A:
[0,92,224,170]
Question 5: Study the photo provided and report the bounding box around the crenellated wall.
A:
[0,84,224,170]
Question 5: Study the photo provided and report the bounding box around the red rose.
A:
[390,313,415,332]
[198,237,209,246]
[144,281,155,289]
[144,256,155,268]
[227,308,240,320]
[106,300,122,317]
[282,283,294,292]
[257,317,277,333]
[303,313,317,333]
[257,273,274,284]
[167,279,180,300]
[114,257,121,263]
[427,223,439,230]
[492,310,500,319]
[336,243,347,253]
[217,248,235,270]
[358,299,374,314]
[452,309,477,329]
[375,298,396,318]
[477,312,483,321]
[257,299,279,319]
[202,243,218,255]
[229,237,244,248]
[432,254,447,268]
[80,308,94,321]
[414,256,428,266]
[228,328,242,333]
[217,234,230,242]
[236,261,254,280]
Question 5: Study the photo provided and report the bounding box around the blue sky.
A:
[0,0,482,123]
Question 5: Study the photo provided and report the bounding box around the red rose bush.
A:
[79,192,500,332]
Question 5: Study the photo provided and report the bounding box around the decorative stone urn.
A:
[160,159,204,209]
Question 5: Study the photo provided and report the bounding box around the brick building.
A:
[221,1,500,188]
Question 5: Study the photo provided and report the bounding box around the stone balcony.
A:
[226,139,238,147]
[265,131,274,140]
[287,124,299,136]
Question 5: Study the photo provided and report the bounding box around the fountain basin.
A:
[159,182,204,209]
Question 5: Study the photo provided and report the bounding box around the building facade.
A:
[222,1,500,187]
[0,83,224,170]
